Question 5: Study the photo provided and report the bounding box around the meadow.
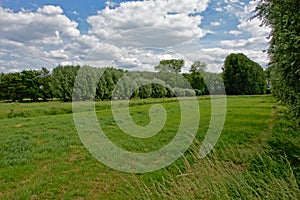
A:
[0,95,299,199]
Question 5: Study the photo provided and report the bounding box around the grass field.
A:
[0,96,299,199]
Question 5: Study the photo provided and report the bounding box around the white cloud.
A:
[0,0,270,73]
[221,1,270,50]
[0,5,81,70]
[105,1,119,8]
[226,0,240,3]
[0,6,80,43]
[45,49,69,60]
[220,39,248,47]
[215,7,224,12]
[80,0,210,68]
[87,0,209,42]
[1,1,210,72]
[37,5,63,15]
[72,10,79,15]
[237,18,270,38]
[200,47,269,71]
[228,30,242,36]
[210,21,222,27]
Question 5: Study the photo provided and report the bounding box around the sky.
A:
[0,0,271,73]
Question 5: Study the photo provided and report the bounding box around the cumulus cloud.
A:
[37,5,63,15]
[0,0,270,73]
[0,5,81,70]
[87,0,208,42]
[210,21,222,27]
[79,0,211,69]
[45,49,69,60]
[220,0,270,54]
[228,30,242,36]
[0,1,212,72]
[199,47,269,71]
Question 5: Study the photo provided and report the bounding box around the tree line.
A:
[0,54,267,102]
[255,0,300,120]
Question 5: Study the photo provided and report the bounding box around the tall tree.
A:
[0,72,25,102]
[96,67,125,100]
[190,61,207,74]
[222,53,266,95]
[21,70,42,101]
[73,66,99,101]
[188,61,208,94]
[203,72,225,95]
[113,75,137,100]
[40,67,53,101]
[51,65,80,102]
[155,59,184,74]
[255,0,300,118]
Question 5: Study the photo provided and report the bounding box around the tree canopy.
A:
[155,59,184,74]
[0,69,52,102]
[255,0,300,119]
[222,53,266,95]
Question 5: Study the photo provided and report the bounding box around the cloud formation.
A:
[0,0,270,73]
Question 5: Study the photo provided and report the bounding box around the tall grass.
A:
[0,95,299,199]
[128,146,299,199]
[124,100,300,200]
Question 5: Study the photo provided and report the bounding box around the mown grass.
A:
[0,95,299,199]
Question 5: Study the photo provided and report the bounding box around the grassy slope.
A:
[0,96,299,199]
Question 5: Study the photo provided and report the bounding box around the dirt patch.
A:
[69,152,86,162]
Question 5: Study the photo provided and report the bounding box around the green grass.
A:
[0,95,299,199]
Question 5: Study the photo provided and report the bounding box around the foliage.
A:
[73,66,99,101]
[254,0,300,120]
[51,65,80,102]
[134,78,152,99]
[203,72,225,95]
[0,56,266,102]
[150,78,168,98]
[185,61,208,94]
[113,75,137,99]
[39,67,53,100]
[0,69,52,102]
[155,59,184,74]
[222,53,266,95]
[96,67,124,100]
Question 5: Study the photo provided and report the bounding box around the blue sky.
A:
[0,0,270,72]
[1,0,108,32]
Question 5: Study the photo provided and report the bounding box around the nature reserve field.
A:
[0,96,299,199]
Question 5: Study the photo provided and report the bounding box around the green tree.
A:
[0,68,53,102]
[222,53,266,95]
[113,75,137,100]
[187,61,208,95]
[0,72,3,100]
[73,66,99,101]
[155,59,184,74]
[0,72,25,102]
[51,65,80,102]
[40,67,53,101]
[203,72,225,95]
[134,77,152,99]
[255,0,300,118]
[21,70,42,101]
[96,67,125,100]
[190,61,207,74]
